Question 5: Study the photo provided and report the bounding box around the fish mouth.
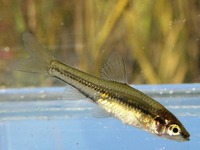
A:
[182,134,190,141]
[180,132,190,141]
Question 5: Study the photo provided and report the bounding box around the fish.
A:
[17,32,190,142]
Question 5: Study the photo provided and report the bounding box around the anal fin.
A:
[92,107,112,118]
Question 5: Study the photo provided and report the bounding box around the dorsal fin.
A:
[101,52,127,83]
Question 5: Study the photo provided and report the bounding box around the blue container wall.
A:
[0,84,199,150]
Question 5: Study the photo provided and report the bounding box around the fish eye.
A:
[173,127,178,133]
[168,124,181,135]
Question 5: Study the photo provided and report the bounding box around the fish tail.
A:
[15,32,53,74]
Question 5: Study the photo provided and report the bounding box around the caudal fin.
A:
[16,32,53,74]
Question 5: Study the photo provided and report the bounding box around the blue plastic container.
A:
[0,84,199,150]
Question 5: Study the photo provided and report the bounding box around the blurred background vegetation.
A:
[1,0,200,88]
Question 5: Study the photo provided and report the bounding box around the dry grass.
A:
[1,0,200,87]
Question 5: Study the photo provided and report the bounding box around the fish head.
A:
[151,115,190,141]
[164,122,190,141]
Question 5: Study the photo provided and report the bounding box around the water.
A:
[0,84,199,150]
